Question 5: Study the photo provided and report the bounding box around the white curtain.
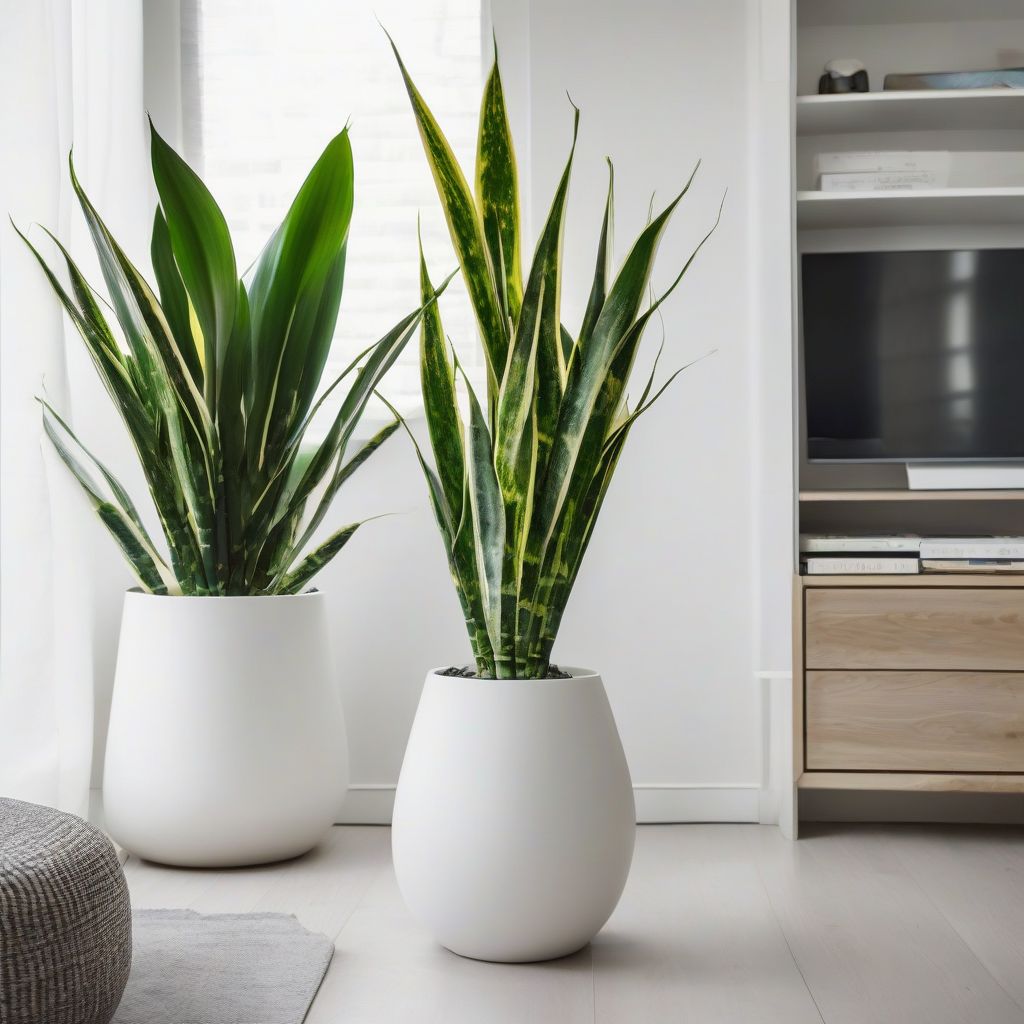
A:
[0,0,149,817]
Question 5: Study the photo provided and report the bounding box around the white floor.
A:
[123,823,1024,1024]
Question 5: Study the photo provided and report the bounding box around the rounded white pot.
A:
[392,667,635,963]
[103,590,348,867]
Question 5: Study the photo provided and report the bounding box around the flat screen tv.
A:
[802,248,1024,463]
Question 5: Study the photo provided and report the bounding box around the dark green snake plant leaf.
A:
[388,31,508,394]
[21,124,430,595]
[393,39,719,678]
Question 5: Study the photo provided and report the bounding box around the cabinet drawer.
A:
[806,670,1024,772]
[805,588,1024,671]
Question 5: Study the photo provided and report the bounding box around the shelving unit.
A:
[796,187,1024,229]
[796,89,1024,135]
[788,0,1024,833]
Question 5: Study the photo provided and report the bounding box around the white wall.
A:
[323,0,790,823]
[511,0,762,817]
[84,0,794,823]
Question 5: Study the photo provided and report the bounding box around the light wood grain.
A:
[797,772,1024,793]
[754,825,1024,1024]
[805,671,1024,772]
[887,826,1024,1011]
[793,576,805,782]
[805,588,1024,671]
[590,827,823,1024]
[123,824,1024,1023]
[801,576,1024,588]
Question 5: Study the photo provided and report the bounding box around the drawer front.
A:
[805,587,1024,671]
[806,670,1024,772]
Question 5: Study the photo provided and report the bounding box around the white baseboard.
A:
[632,785,761,823]
[335,783,763,826]
[337,784,396,825]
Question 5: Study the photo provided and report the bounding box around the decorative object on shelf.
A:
[885,67,1024,91]
[814,151,950,191]
[386,36,719,962]
[19,124,441,866]
[818,58,869,94]
[0,798,132,1024]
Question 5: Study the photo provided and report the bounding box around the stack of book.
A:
[800,535,921,575]
[920,537,1024,574]
[814,152,949,192]
[799,535,1024,575]
[813,150,1024,192]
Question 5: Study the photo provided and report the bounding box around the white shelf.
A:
[796,89,1024,136]
[796,187,1024,229]
[799,490,1024,502]
[799,0,1024,26]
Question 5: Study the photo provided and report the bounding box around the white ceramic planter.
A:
[103,590,348,867]
[392,668,635,962]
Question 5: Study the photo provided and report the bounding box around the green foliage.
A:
[391,39,720,678]
[20,124,438,595]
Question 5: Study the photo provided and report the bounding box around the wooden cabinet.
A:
[794,577,1024,795]
[806,670,1024,772]
[805,588,1024,671]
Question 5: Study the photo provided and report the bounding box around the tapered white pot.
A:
[392,668,635,963]
[103,590,348,867]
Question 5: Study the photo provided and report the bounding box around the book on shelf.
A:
[813,151,950,180]
[800,534,921,554]
[802,556,920,575]
[919,537,1024,560]
[883,68,1024,90]
[812,152,1024,192]
[922,559,1024,574]
[819,170,942,192]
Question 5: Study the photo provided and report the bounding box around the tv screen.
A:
[802,249,1024,462]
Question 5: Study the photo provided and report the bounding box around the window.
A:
[183,0,485,414]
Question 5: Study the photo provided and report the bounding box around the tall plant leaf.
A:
[418,241,465,521]
[476,42,523,324]
[461,374,507,672]
[394,39,719,677]
[41,403,177,595]
[150,121,236,405]
[246,129,354,470]
[388,34,508,389]
[26,127,409,597]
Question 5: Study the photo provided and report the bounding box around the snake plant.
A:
[391,41,720,678]
[19,124,439,595]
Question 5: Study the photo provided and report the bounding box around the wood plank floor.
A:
[124,824,1024,1024]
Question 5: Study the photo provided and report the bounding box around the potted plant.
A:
[387,41,721,962]
[18,125,439,867]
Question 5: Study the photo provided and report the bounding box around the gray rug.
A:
[111,909,334,1024]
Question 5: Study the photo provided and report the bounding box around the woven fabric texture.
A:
[0,798,132,1024]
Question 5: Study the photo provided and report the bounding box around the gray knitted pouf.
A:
[0,798,132,1024]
